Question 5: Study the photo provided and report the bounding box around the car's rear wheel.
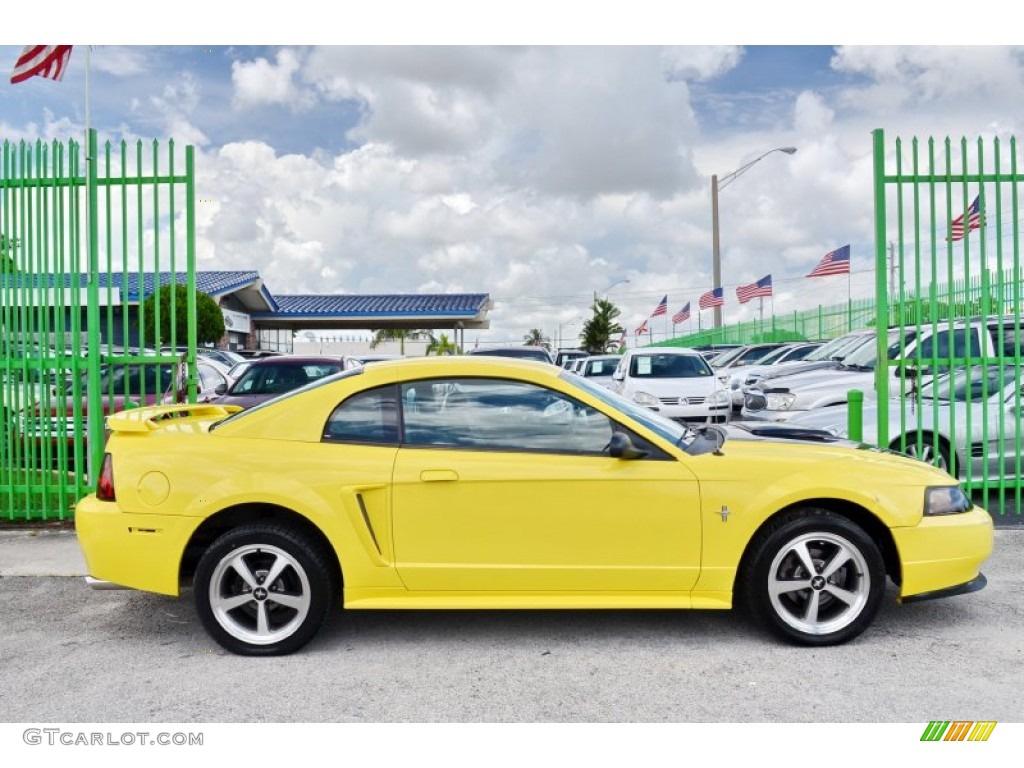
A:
[194,524,335,656]
[742,510,886,646]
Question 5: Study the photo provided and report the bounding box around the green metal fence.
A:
[1,129,196,521]
[661,298,876,348]
[873,129,1023,517]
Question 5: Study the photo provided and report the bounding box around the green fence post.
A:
[847,389,864,443]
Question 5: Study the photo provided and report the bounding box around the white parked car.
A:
[609,347,730,423]
[576,354,621,388]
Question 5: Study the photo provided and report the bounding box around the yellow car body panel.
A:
[78,356,993,638]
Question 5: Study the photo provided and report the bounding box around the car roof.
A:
[246,355,343,366]
[626,347,702,356]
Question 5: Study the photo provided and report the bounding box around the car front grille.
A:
[659,396,705,406]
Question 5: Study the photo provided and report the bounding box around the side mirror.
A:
[215,383,227,395]
[608,432,648,460]
[611,369,624,381]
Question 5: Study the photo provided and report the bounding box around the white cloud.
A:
[231,48,317,111]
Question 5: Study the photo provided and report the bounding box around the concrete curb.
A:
[0,529,88,577]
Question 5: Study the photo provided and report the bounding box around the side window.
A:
[322,385,398,445]
[401,378,614,455]
[996,325,1024,358]
[916,328,980,361]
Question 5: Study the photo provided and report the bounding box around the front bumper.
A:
[892,506,994,600]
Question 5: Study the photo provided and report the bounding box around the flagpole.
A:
[85,46,91,142]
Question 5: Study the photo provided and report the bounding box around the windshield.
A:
[566,373,698,448]
[628,352,713,378]
[804,334,864,362]
[750,346,791,366]
[708,346,747,367]
[841,330,916,370]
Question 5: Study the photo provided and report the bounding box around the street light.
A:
[594,278,630,304]
[557,315,584,351]
[711,146,796,328]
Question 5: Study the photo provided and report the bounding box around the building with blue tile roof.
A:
[1,270,492,353]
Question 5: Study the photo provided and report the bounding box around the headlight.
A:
[633,391,659,407]
[765,392,797,410]
[923,485,972,516]
[709,389,731,406]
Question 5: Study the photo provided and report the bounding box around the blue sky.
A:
[2,7,1020,344]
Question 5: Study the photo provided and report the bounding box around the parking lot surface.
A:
[0,528,1020,722]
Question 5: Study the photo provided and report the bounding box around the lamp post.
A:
[557,316,583,351]
[594,278,630,305]
[711,146,796,329]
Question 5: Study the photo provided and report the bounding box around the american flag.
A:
[948,195,983,242]
[634,318,649,335]
[672,302,691,324]
[650,295,668,317]
[736,274,773,304]
[699,287,724,309]
[10,45,74,84]
[806,245,851,278]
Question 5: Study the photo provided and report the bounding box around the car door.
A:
[390,377,702,593]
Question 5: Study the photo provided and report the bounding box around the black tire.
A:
[892,432,955,477]
[741,509,886,646]
[194,523,335,656]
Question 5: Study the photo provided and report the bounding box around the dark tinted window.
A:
[231,362,343,395]
[323,385,399,445]
[469,348,552,363]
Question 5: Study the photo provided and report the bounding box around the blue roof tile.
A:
[0,271,488,322]
[264,294,490,317]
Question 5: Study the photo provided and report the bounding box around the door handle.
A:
[420,469,459,482]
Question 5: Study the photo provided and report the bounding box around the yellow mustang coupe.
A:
[75,356,993,656]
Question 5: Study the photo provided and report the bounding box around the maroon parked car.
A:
[211,355,344,410]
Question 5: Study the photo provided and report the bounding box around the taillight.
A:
[97,453,116,501]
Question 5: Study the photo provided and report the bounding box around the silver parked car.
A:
[786,365,1023,481]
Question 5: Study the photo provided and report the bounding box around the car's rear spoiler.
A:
[106,403,244,433]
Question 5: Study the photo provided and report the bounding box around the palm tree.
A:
[370,328,431,355]
[1,234,19,274]
[426,332,459,356]
[523,328,547,347]
[581,298,624,354]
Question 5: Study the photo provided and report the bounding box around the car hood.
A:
[626,376,722,396]
[755,359,841,382]
[723,420,858,447]
[706,430,952,491]
[758,367,872,392]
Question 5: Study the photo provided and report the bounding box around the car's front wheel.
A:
[194,524,335,656]
[742,510,886,646]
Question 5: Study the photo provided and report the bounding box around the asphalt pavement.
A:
[1,524,1022,722]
